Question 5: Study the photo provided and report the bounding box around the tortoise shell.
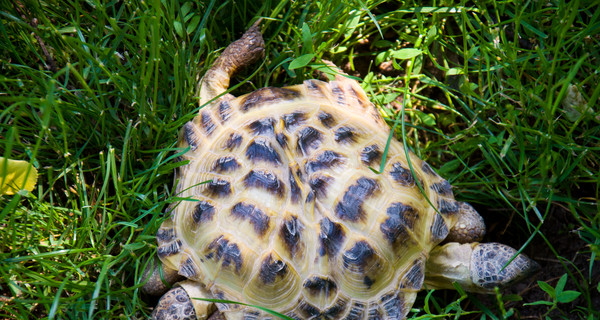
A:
[155,71,462,319]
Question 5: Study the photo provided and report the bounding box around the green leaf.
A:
[447,68,464,76]
[523,300,555,306]
[557,290,581,303]
[381,92,400,104]
[537,280,556,298]
[180,2,193,17]
[301,23,313,53]
[186,15,201,34]
[288,53,314,70]
[391,48,422,60]
[555,273,568,295]
[0,157,38,195]
[502,294,523,302]
[375,51,391,65]
[415,110,436,126]
[174,21,184,37]
[374,40,392,48]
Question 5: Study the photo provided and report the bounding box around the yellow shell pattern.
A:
[156,77,461,319]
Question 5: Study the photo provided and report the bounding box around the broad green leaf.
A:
[523,300,554,306]
[174,21,184,37]
[288,53,314,70]
[557,290,581,303]
[186,15,201,34]
[415,110,436,126]
[374,40,392,48]
[555,273,568,295]
[391,48,422,60]
[0,157,38,195]
[537,280,556,298]
[301,23,313,53]
[180,2,193,17]
[447,68,464,76]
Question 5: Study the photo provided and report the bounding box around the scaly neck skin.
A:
[424,242,484,292]
[198,22,265,108]
[424,242,539,294]
[199,69,231,107]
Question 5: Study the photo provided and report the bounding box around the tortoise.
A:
[142,22,539,320]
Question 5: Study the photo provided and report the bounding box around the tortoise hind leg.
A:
[152,280,218,320]
[199,20,265,106]
[142,257,185,297]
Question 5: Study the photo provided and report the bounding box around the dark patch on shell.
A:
[439,199,460,215]
[360,144,382,165]
[390,162,415,186]
[283,112,306,129]
[224,132,243,150]
[399,258,425,289]
[421,161,439,177]
[206,178,232,197]
[335,177,379,222]
[246,138,282,165]
[240,87,301,111]
[380,292,405,319]
[156,228,176,242]
[157,239,182,258]
[259,254,288,284]
[201,111,216,136]
[183,122,198,151]
[309,174,333,199]
[213,156,241,173]
[350,87,368,108]
[363,276,375,289]
[231,202,270,236]
[192,200,216,224]
[206,236,243,272]
[305,189,315,204]
[298,301,321,318]
[334,126,357,144]
[305,150,345,174]
[319,218,345,257]
[342,240,375,271]
[247,117,275,136]
[346,302,366,320]
[430,213,449,243]
[324,297,348,318]
[243,169,285,198]
[243,311,260,320]
[317,111,336,128]
[303,276,337,296]
[305,79,327,98]
[296,126,323,156]
[179,257,199,278]
[280,215,303,256]
[218,100,232,123]
[431,180,453,196]
[288,168,301,203]
[331,82,346,105]
[380,202,418,244]
[367,307,384,320]
[276,132,288,148]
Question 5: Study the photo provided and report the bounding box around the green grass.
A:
[1,0,599,319]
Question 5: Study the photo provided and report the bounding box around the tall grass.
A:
[1,0,598,318]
